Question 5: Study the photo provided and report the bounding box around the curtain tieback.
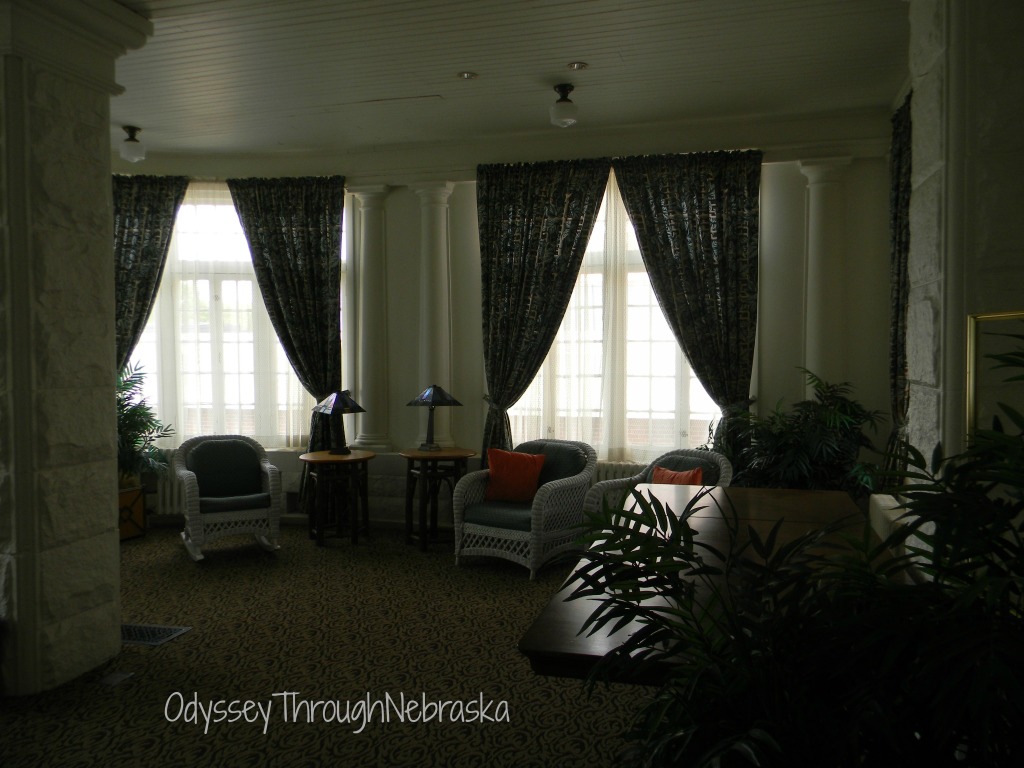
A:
[482,395,507,413]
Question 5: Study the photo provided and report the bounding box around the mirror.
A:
[966,310,1024,433]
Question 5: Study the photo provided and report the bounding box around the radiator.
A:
[155,471,184,516]
[592,460,645,484]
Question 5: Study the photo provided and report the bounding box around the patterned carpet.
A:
[1,525,652,767]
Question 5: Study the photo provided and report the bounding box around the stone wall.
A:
[906,0,1024,457]
[0,0,150,696]
[0,50,122,694]
[962,3,1024,316]
[906,0,948,457]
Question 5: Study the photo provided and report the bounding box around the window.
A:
[131,182,318,449]
[508,173,719,463]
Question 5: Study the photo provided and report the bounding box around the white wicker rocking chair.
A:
[173,435,283,561]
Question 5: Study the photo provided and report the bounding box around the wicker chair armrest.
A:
[173,464,200,517]
[259,459,280,491]
[583,474,644,515]
[532,471,593,533]
[260,460,283,521]
[453,469,490,523]
[534,470,591,500]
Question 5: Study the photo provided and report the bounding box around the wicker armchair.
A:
[583,448,733,516]
[453,439,597,579]
[173,435,283,561]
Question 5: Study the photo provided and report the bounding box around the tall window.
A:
[508,173,719,462]
[130,182,317,449]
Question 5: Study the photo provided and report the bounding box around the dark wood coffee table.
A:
[517,484,866,683]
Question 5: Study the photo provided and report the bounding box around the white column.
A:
[348,186,392,451]
[411,182,456,447]
[799,157,851,397]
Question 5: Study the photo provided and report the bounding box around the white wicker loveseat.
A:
[173,434,283,561]
[453,439,597,579]
[583,447,733,516]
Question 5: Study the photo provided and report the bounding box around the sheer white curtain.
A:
[130,182,317,449]
[509,172,720,463]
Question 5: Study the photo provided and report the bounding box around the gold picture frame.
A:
[966,310,1024,433]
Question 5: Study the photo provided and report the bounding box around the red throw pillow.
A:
[485,449,546,502]
[651,465,704,486]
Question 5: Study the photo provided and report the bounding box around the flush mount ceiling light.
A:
[120,125,146,162]
[549,83,578,128]
[457,71,478,80]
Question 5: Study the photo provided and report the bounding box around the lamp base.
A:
[329,445,352,455]
[418,442,441,452]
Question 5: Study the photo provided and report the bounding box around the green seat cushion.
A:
[515,440,587,486]
[186,438,263,497]
[464,501,533,532]
[199,493,272,514]
[643,454,721,485]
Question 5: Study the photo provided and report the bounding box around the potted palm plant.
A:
[708,369,880,497]
[117,363,174,539]
[573,357,1024,766]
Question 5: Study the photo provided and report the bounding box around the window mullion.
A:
[252,283,275,443]
[677,349,691,446]
[155,277,178,435]
[542,334,558,439]
[604,183,629,460]
[212,277,227,434]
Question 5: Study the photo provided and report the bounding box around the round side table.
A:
[399,447,476,550]
[299,449,376,546]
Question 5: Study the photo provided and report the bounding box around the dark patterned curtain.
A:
[227,176,344,458]
[612,151,762,452]
[477,158,610,456]
[112,174,189,369]
[884,93,913,472]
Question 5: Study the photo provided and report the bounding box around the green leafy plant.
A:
[117,362,174,484]
[708,370,880,496]
[573,352,1024,766]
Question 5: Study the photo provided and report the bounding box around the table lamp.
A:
[313,390,364,454]
[407,385,462,451]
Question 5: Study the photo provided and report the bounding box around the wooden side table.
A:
[400,447,476,551]
[299,450,376,546]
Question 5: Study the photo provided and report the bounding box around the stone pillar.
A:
[905,0,1024,455]
[348,186,392,451]
[799,157,851,397]
[411,182,456,447]
[0,0,151,695]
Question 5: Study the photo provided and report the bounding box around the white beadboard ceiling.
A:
[110,0,909,158]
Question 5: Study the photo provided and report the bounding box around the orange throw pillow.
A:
[485,449,546,502]
[652,465,704,486]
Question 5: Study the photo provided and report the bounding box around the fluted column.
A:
[349,186,392,451]
[411,182,456,447]
[799,157,851,397]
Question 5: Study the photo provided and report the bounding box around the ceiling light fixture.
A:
[457,71,478,80]
[120,125,146,163]
[549,83,578,128]
[567,61,588,71]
